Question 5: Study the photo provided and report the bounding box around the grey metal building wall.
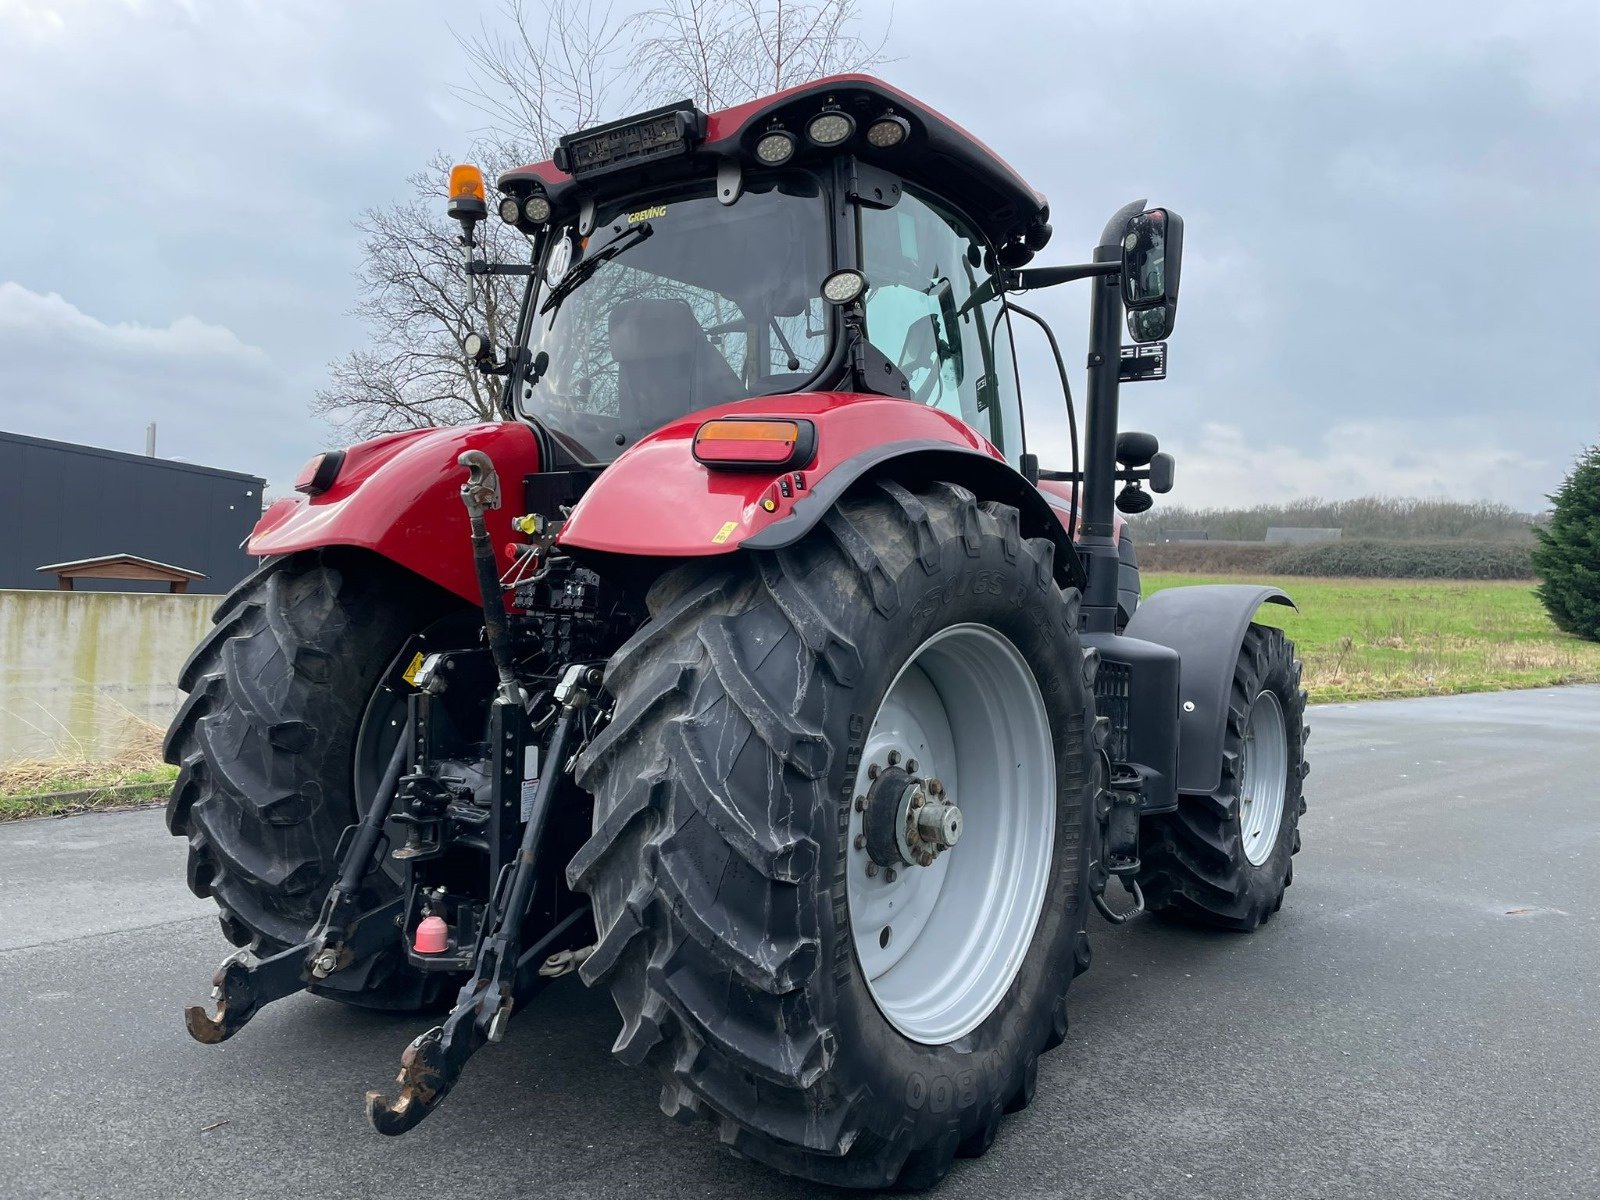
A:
[0,431,265,594]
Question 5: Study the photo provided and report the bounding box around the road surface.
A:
[2,686,1597,1198]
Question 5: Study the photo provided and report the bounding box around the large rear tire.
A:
[1137,623,1308,930]
[164,549,461,1007]
[569,481,1097,1189]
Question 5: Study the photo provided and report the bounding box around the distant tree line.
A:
[1124,496,1538,544]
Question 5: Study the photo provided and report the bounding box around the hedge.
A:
[1135,542,1286,575]
[1264,539,1534,580]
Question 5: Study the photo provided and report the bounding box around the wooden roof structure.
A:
[35,553,208,594]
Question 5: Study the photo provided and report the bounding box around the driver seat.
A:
[608,298,743,433]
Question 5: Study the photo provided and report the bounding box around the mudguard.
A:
[249,423,540,604]
[558,391,1085,588]
[1123,584,1296,795]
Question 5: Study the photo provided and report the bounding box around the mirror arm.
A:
[1039,466,1158,483]
[1007,261,1121,290]
[466,261,539,277]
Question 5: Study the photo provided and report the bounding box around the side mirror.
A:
[1121,208,1183,343]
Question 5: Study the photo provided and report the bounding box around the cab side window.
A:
[859,187,1021,458]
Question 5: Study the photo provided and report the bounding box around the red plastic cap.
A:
[414,914,450,954]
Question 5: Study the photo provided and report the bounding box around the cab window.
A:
[859,186,1022,460]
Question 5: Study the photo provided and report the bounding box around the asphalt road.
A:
[2,686,1598,1199]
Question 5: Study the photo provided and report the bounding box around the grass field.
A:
[1145,574,1600,703]
[0,719,175,821]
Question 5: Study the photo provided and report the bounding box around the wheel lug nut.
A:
[885,868,897,882]
[854,834,866,850]
[866,863,878,877]
[905,758,919,774]
[868,764,880,780]
[854,795,867,812]
[887,750,901,766]
[919,852,934,867]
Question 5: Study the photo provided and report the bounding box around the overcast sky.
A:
[1,0,1595,510]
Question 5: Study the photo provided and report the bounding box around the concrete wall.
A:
[0,589,219,762]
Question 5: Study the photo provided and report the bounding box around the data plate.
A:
[1120,342,1167,382]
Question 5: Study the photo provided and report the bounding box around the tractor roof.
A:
[498,74,1051,256]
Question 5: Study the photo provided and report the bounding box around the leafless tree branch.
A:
[319,0,887,436]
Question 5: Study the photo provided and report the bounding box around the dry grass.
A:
[1146,574,1600,703]
[0,715,175,820]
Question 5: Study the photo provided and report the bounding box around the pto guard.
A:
[558,392,1077,578]
[249,423,539,604]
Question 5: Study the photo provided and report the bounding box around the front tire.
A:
[569,481,1096,1188]
[1137,624,1308,930]
[164,549,460,1007]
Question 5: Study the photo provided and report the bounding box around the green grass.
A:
[0,761,177,821]
[1144,574,1600,703]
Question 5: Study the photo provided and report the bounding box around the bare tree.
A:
[313,152,526,438]
[627,0,889,111]
[316,0,886,437]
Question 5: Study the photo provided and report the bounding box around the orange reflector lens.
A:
[693,419,813,468]
[448,164,486,202]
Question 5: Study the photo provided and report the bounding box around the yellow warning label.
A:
[402,651,426,687]
[711,521,739,545]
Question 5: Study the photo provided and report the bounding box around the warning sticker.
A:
[711,521,739,545]
[401,651,426,687]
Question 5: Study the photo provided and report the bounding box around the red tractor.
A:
[170,75,1307,1189]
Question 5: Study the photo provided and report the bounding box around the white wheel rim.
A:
[847,623,1055,1045]
[1239,688,1288,867]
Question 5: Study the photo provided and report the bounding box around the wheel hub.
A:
[862,765,963,869]
[846,623,1056,1046]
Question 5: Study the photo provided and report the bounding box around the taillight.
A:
[692,418,815,470]
[294,450,345,496]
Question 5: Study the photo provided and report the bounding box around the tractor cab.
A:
[455,77,1053,469]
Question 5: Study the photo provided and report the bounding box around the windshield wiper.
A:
[539,222,654,316]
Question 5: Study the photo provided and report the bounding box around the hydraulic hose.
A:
[457,450,520,706]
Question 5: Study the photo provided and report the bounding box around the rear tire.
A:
[164,549,460,1007]
[569,481,1096,1189]
[1137,624,1308,930]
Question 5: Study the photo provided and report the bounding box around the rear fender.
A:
[1123,584,1296,795]
[249,423,540,604]
[558,392,1085,588]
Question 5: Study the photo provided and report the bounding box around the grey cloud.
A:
[893,0,1599,509]
[1,0,1595,509]
[0,282,295,483]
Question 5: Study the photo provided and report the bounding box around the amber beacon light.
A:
[447,164,488,223]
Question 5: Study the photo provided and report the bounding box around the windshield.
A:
[518,172,832,464]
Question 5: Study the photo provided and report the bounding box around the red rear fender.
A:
[558,392,1001,558]
[250,423,539,603]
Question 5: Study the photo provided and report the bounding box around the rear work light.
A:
[692,419,815,470]
[554,100,704,179]
[294,450,345,496]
